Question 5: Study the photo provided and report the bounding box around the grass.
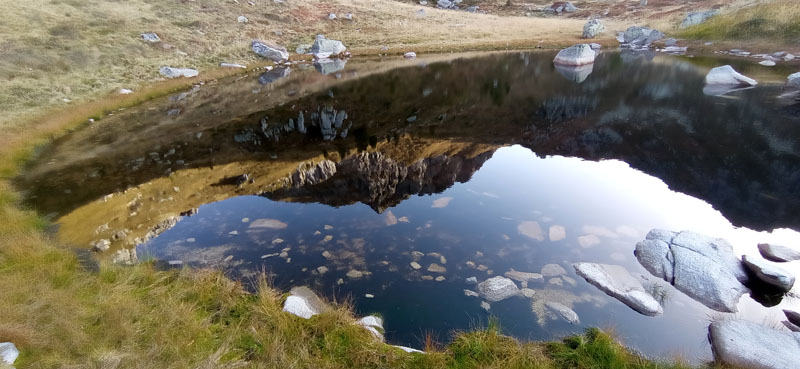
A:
[678,0,800,42]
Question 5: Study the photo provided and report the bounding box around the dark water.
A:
[19,50,800,362]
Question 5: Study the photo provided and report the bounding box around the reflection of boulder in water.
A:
[537,95,598,122]
[555,63,594,83]
[258,67,291,85]
[620,49,655,63]
[702,84,755,97]
[266,150,494,212]
[314,58,347,75]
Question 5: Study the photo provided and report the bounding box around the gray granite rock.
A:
[573,262,663,316]
[553,44,596,66]
[310,35,347,56]
[282,286,330,319]
[356,315,384,342]
[742,255,795,292]
[0,342,19,366]
[252,40,289,62]
[759,243,800,262]
[681,10,719,28]
[582,19,605,39]
[705,65,757,86]
[709,320,800,369]
[635,229,749,312]
[476,276,519,302]
[622,26,664,47]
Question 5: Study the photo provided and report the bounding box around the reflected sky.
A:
[138,144,800,362]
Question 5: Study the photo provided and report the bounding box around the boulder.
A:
[785,309,800,327]
[742,255,795,292]
[705,65,757,86]
[476,276,519,302]
[709,320,800,369]
[622,26,664,47]
[159,67,199,78]
[404,52,417,59]
[310,35,347,56]
[545,301,580,324]
[237,15,249,23]
[760,243,800,261]
[759,60,776,67]
[553,44,596,66]
[356,315,384,342]
[0,342,19,366]
[282,286,330,319]
[573,263,663,316]
[582,19,605,39]
[680,10,719,28]
[548,2,577,14]
[634,229,749,312]
[252,40,289,62]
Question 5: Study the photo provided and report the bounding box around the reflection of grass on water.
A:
[644,281,672,307]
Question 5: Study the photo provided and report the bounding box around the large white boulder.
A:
[553,44,596,66]
[282,286,330,319]
[635,229,749,312]
[709,320,800,369]
[476,276,519,302]
[705,65,757,86]
[742,255,795,292]
[309,35,347,56]
[573,263,663,316]
[252,40,289,62]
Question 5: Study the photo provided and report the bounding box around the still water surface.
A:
[20,50,800,362]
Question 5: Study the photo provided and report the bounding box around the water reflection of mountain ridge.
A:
[17,51,800,250]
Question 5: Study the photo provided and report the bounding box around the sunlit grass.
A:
[678,1,800,41]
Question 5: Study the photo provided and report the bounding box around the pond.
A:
[18,50,800,363]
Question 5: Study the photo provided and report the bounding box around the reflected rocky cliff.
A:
[17,51,800,250]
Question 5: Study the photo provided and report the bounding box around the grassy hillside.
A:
[678,0,800,42]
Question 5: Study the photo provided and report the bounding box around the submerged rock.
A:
[574,263,663,316]
[553,44,596,66]
[541,263,567,277]
[742,255,795,292]
[705,65,757,86]
[634,229,748,312]
[427,263,446,273]
[709,320,800,369]
[582,19,605,39]
[476,276,519,302]
[544,301,580,324]
[680,10,719,28]
[141,32,160,42]
[504,270,544,283]
[759,243,800,262]
[252,40,289,62]
[283,286,330,319]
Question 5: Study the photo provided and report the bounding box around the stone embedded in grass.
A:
[0,342,19,366]
[159,67,199,78]
[356,316,384,342]
[680,10,719,28]
[582,19,605,39]
[393,345,424,354]
[252,40,289,62]
[91,239,110,252]
[140,32,160,42]
[476,276,519,302]
[553,44,596,66]
[237,15,248,23]
[220,62,247,69]
[283,286,330,319]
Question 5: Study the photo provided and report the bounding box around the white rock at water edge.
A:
[553,44,596,66]
[252,40,289,62]
[545,301,580,324]
[404,52,417,59]
[786,73,800,90]
[704,65,757,86]
[742,255,795,292]
[709,320,800,369]
[159,67,199,78]
[573,262,663,316]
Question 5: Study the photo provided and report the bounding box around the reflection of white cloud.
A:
[384,211,398,226]
[610,252,627,261]
[249,218,288,229]
[482,192,499,198]
[518,221,544,241]
[540,216,553,223]
[577,234,601,248]
[432,197,453,208]
[582,225,618,238]
[615,225,640,238]
[549,225,566,241]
